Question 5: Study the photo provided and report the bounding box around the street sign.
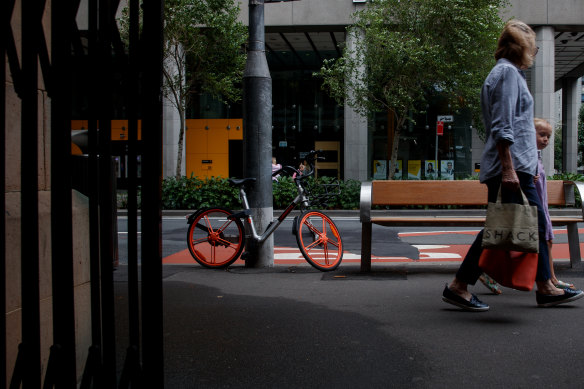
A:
[437,115,453,123]
[436,121,444,136]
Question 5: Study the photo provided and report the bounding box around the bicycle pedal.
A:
[240,251,251,261]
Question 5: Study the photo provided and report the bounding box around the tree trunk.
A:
[388,116,405,180]
[175,107,185,178]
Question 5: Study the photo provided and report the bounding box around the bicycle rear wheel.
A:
[187,208,245,268]
[295,211,343,271]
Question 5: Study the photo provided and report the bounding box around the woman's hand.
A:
[497,140,520,192]
[501,167,520,192]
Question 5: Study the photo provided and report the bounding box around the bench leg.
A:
[361,222,372,272]
[567,223,582,268]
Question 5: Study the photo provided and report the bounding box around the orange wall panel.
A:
[207,122,229,154]
[186,118,242,178]
[227,119,243,140]
[206,153,229,178]
[71,120,88,130]
[186,127,208,154]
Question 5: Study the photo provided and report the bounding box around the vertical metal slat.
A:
[48,0,78,386]
[141,0,165,386]
[0,0,8,385]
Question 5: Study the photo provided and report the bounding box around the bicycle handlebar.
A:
[271,165,299,178]
[270,150,327,183]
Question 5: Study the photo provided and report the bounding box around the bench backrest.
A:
[369,180,573,206]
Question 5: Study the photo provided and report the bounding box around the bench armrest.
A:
[571,181,584,219]
[360,181,372,223]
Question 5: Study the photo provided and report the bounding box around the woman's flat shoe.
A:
[555,280,574,289]
[479,274,502,294]
[442,284,489,312]
[536,288,584,307]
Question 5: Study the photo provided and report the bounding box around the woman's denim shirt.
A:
[479,58,537,183]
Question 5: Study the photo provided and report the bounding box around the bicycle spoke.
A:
[304,220,321,235]
[322,243,331,265]
[191,237,208,246]
[215,218,235,235]
[216,237,239,250]
[304,237,323,250]
[210,244,217,264]
[326,239,340,248]
[202,215,214,233]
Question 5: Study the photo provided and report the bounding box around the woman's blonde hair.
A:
[495,20,537,68]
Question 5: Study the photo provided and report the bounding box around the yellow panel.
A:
[207,120,229,154]
[228,119,243,140]
[186,119,207,130]
[205,153,229,178]
[211,119,230,130]
[186,126,208,154]
[185,119,239,178]
[71,120,88,130]
[109,120,126,140]
[111,120,127,130]
[117,120,142,140]
[186,153,211,178]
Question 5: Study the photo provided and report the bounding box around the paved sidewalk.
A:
[115,261,584,388]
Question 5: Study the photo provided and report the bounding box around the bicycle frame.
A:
[237,178,309,244]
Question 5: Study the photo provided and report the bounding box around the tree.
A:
[317,0,507,178]
[121,0,247,177]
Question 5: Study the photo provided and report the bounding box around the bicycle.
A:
[186,150,343,271]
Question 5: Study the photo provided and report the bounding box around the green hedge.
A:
[151,175,362,210]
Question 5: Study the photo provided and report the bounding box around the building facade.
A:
[173,0,583,182]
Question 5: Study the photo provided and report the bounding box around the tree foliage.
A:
[120,0,247,177]
[317,0,507,178]
[163,0,247,104]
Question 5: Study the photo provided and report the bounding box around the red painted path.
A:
[165,228,584,266]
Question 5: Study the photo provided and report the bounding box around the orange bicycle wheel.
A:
[186,208,245,268]
[295,211,343,271]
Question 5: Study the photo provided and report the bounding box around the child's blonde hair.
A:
[534,117,553,133]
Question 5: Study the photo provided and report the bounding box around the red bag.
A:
[478,249,538,291]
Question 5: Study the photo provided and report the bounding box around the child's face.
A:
[536,127,552,150]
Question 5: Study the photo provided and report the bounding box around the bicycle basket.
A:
[304,179,341,208]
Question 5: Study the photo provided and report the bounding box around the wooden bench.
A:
[359,180,584,272]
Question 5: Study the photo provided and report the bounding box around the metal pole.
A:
[243,0,273,268]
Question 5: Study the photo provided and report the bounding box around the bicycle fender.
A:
[187,207,235,224]
[229,209,251,220]
[292,216,299,235]
[186,210,203,225]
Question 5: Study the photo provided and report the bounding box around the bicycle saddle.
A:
[228,178,256,187]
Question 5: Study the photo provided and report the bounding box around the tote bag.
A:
[479,249,538,291]
[481,187,539,253]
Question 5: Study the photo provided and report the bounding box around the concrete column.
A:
[344,28,369,181]
[531,26,555,174]
[562,77,582,173]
